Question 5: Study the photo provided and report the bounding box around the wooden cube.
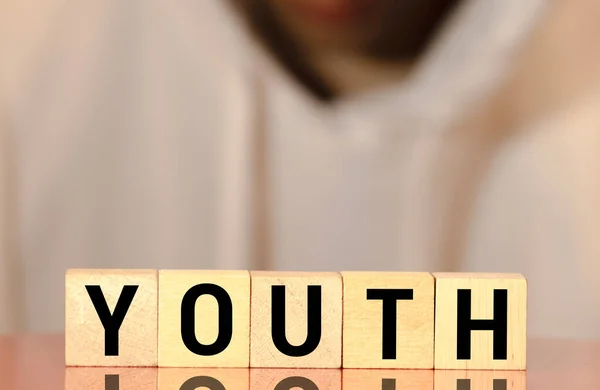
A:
[434,370,526,390]
[65,269,158,366]
[251,369,340,390]
[433,273,527,369]
[65,368,158,390]
[158,270,250,367]
[250,271,342,368]
[343,369,433,390]
[341,272,435,368]
[158,368,249,390]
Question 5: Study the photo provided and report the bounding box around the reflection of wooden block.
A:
[158,368,249,390]
[434,370,526,390]
[158,270,250,367]
[65,368,158,390]
[341,272,435,369]
[343,369,433,390]
[433,273,527,370]
[250,369,340,390]
[250,271,342,368]
[65,269,158,366]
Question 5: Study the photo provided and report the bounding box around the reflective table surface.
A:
[1,335,599,389]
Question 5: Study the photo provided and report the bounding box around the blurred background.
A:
[0,0,599,338]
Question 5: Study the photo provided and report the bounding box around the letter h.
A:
[456,289,508,360]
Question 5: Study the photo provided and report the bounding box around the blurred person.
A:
[0,0,599,338]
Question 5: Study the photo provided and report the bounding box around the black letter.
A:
[456,379,507,390]
[457,289,508,360]
[274,376,319,390]
[271,285,321,357]
[493,379,508,390]
[457,379,469,390]
[366,289,414,359]
[105,374,119,390]
[382,378,396,390]
[180,376,226,390]
[181,284,233,356]
[86,285,138,356]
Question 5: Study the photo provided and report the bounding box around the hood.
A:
[212,0,550,269]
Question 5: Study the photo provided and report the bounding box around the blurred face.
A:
[239,0,460,99]
[262,0,460,58]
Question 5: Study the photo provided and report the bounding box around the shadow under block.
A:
[434,370,526,390]
[250,271,342,368]
[433,273,527,370]
[251,369,341,390]
[65,269,158,366]
[341,272,435,368]
[158,270,250,367]
[158,368,249,390]
[343,369,434,390]
[65,368,158,390]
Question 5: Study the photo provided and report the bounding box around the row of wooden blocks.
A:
[65,368,526,390]
[66,270,527,370]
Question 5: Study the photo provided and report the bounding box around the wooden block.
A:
[341,272,435,368]
[251,369,341,390]
[343,369,433,390]
[158,270,250,367]
[434,370,526,390]
[433,273,527,370]
[65,269,158,366]
[65,368,158,390]
[250,271,342,368]
[158,368,249,390]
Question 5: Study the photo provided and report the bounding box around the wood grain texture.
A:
[65,367,158,390]
[158,270,250,367]
[250,271,342,368]
[65,269,158,366]
[343,369,433,390]
[434,370,526,390]
[250,369,341,390]
[158,368,249,390]
[433,273,527,369]
[341,272,435,368]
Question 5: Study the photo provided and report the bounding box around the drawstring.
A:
[0,109,25,333]
[249,74,272,271]
[217,66,271,271]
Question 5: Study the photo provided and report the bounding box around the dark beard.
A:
[364,0,461,60]
[238,1,335,101]
[235,0,462,101]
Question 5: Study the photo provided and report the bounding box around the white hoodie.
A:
[1,0,599,337]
